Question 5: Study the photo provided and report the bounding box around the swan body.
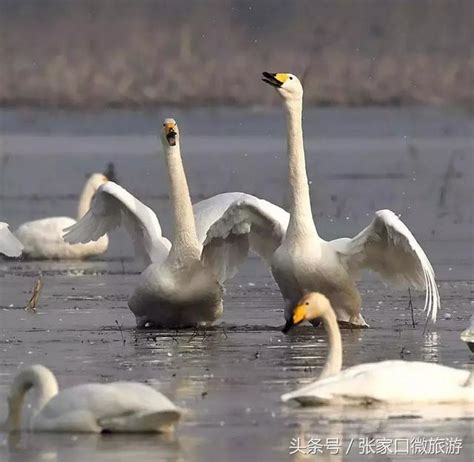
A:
[0,222,23,257]
[282,360,473,406]
[281,293,473,406]
[129,258,223,328]
[203,73,439,326]
[3,365,180,433]
[15,173,109,259]
[64,120,259,328]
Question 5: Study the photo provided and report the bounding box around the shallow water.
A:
[0,107,473,461]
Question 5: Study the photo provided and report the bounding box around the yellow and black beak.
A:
[262,72,285,88]
[281,304,307,333]
[165,124,177,146]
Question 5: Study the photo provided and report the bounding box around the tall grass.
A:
[1,0,472,107]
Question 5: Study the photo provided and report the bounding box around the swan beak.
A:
[165,124,177,146]
[262,72,286,88]
[282,304,307,333]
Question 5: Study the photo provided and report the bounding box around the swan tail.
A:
[98,409,181,433]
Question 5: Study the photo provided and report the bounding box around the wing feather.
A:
[63,182,170,268]
[334,210,440,321]
[200,195,289,283]
[0,222,23,257]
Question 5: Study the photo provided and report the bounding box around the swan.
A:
[64,119,271,328]
[202,72,439,326]
[461,315,474,352]
[281,292,473,406]
[2,364,180,433]
[0,222,23,257]
[14,173,109,259]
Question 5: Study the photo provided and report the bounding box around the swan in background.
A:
[65,119,269,327]
[0,222,23,257]
[14,173,109,259]
[461,315,474,352]
[2,365,180,433]
[203,72,439,326]
[281,292,473,405]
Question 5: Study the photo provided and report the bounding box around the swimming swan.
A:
[0,222,23,257]
[2,364,181,433]
[203,73,439,326]
[281,292,473,405]
[64,119,270,327]
[14,173,109,259]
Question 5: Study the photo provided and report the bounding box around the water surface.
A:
[0,107,473,461]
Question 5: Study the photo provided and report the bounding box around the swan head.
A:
[87,173,108,190]
[282,292,332,333]
[161,118,179,148]
[262,72,303,101]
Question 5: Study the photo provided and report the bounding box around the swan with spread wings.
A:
[202,73,439,326]
[64,119,283,328]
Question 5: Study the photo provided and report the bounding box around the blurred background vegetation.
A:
[1,0,473,108]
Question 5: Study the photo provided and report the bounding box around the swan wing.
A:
[0,222,23,257]
[198,194,289,283]
[332,209,439,321]
[63,182,171,267]
[37,382,180,432]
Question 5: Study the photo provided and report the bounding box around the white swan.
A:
[461,315,474,352]
[0,222,23,257]
[203,72,439,326]
[281,292,473,405]
[2,364,180,433]
[64,119,270,328]
[14,173,109,259]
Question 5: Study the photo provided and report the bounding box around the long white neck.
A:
[77,180,98,220]
[283,99,319,240]
[5,365,58,431]
[319,309,343,379]
[164,142,201,261]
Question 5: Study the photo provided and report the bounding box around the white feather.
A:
[0,222,23,257]
[332,209,440,321]
[199,194,289,274]
[282,361,472,405]
[63,181,171,268]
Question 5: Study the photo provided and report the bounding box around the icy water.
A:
[0,107,473,461]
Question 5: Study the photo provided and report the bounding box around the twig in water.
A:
[171,329,179,343]
[115,320,126,345]
[187,325,208,343]
[408,288,416,328]
[220,325,228,339]
[25,273,44,313]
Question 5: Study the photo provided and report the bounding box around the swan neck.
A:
[284,99,318,239]
[319,309,343,379]
[6,366,58,431]
[164,143,201,260]
[77,180,98,220]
